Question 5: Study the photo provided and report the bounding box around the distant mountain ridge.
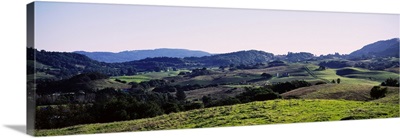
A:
[75,48,211,63]
[349,38,399,58]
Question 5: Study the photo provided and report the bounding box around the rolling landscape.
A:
[28,38,400,136]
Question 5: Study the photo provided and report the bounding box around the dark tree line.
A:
[319,60,350,68]
[202,87,281,108]
[36,87,192,129]
[36,72,109,95]
[381,78,399,87]
[269,80,311,94]
[36,77,316,129]
[286,52,315,62]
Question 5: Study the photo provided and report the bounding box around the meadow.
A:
[35,99,399,136]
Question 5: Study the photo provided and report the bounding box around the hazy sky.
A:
[35,2,399,55]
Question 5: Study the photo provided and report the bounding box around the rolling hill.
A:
[349,38,399,58]
[185,50,274,66]
[35,99,399,136]
[75,48,211,63]
[30,48,276,78]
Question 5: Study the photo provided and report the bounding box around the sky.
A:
[34,2,399,55]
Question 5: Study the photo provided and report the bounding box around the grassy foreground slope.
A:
[35,99,399,136]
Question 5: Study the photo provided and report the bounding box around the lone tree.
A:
[370,86,387,99]
[176,90,186,101]
[337,78,341,84]
[331,79,336,83]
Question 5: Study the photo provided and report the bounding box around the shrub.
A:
[370,86,387,99]
[261,73,273,79]
[381,78,399,87]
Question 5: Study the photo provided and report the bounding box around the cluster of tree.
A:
[370,86,387,99]
[36,72,109,95]
[354,59,399,70]
[226,63,267,71]
[319,60,350,68]
[260,73,273,79]
[202,87,280,107]
[122,57,188,72]
[189,68,211,77]
[286,52,315,62]
[317,53,344,60]
[178,68,212,77]
[35,77,316,129]
[35,87,201,129]
[268,80,312,94]
[186,50,274,66]
[267,60,287,67]
[381,78,399,87]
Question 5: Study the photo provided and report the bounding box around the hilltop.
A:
[349,38,399,58]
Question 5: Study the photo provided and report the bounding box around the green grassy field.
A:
[111,70,187,83]
[35,99,399,136]
[336,67,399,82]
[313,68,381,85]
